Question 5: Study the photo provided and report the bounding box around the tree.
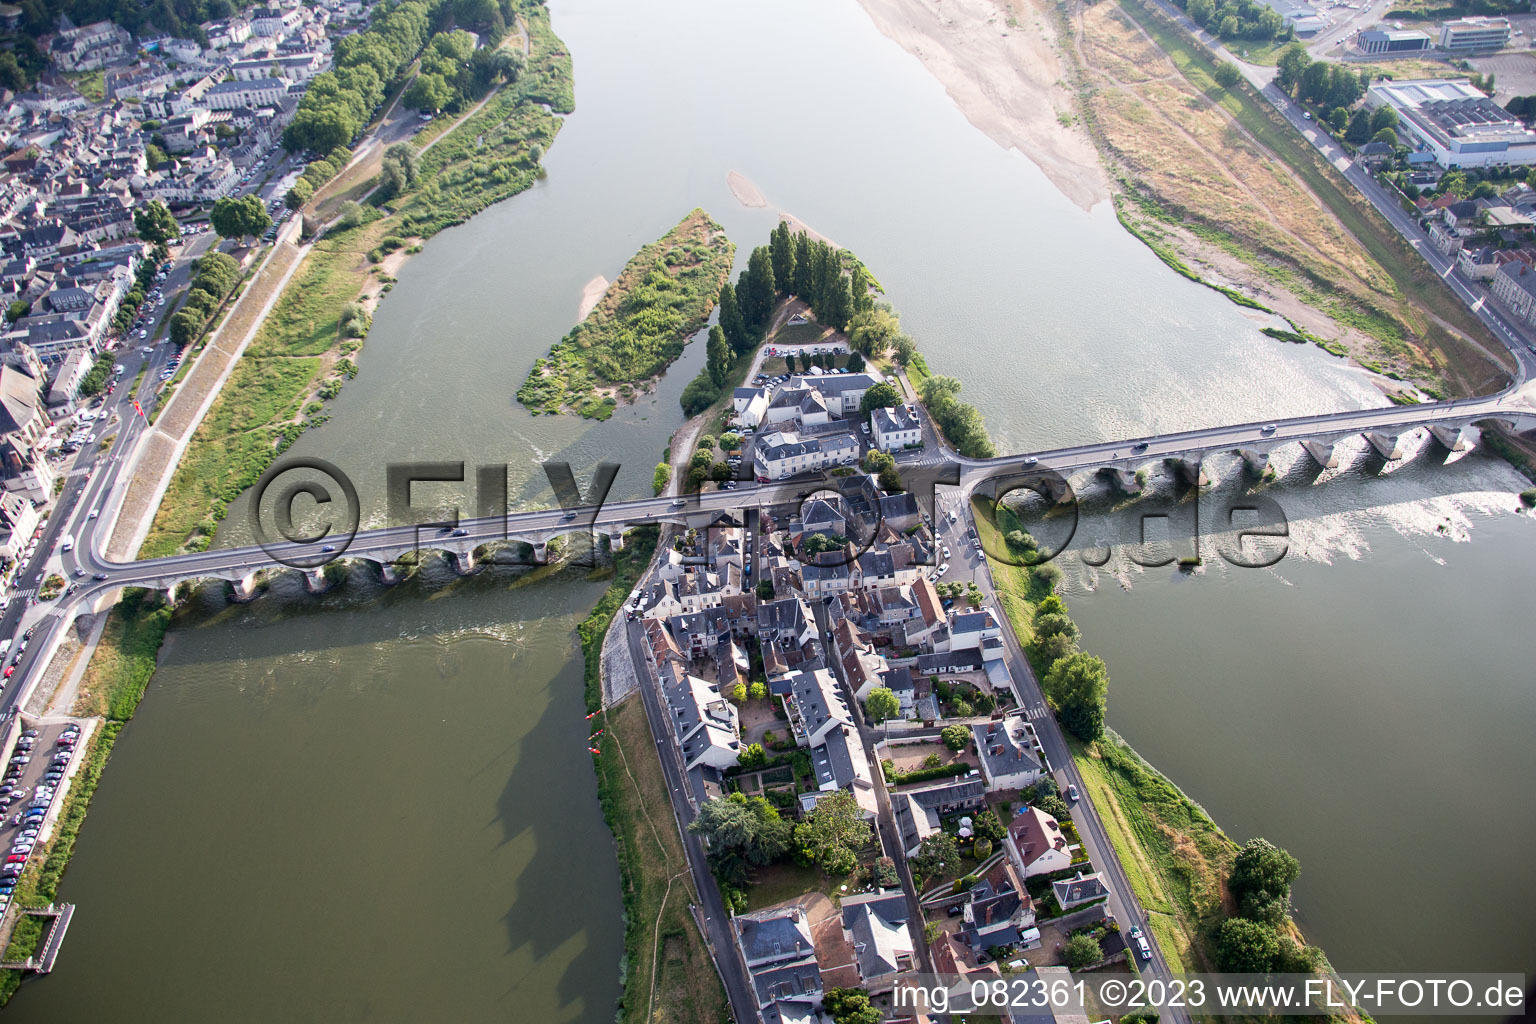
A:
[859,381,902,416]
[1043,652,1108,742]
[652,462,672,495]
[850,264,874,314]
[951,698,974,717]
[169,309,202,348]
[769,220,796,296]
[823,989,882,1024]
[792,230,814,297]
[973,836,993,860]
[878,464,902,492]
[133,201,179,244]
[1344,108,1373,146]
[1035,794,1070,820]
[285,178,315,210]
[845,351,865,372]
[718,432,742,451]
[717,282,749,354]
[1063,933,1103,970]
[209,194,271,242]
[1276,934,1327,974]
[1215,917,1281,973]
[1370,104,1398,135]
[1213,62,1242,88]
[749,681,767,700]
[688,793,793,885]
[1229,837,1300,924]
[6,300,31,323]
[941,724,969,751]
[793,791,870,875]
[737,743,766,767]
[865,687,900,723]
[821,272,853,331]
[284,105,354,154]
[1275,44,1311,95]
[732,681,748,702]
[1327,106,1348,131]
[737,246,776,330]
[1031,562,1064,591]
[1188,0,1214,24]
[847,305,903,357]
[1440,170,1469,198]
[403,71,454,112]
[910,832,960,881]
[1470,180,1497,200]
[1033,612,1080,646]
[973,810,1006,842]
[783,352,796,374]
[755,579,775,600]
[706,325,731,388]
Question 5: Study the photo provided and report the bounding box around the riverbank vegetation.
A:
[1061,0,1511,397]
[973,496,1333,991]
[143,2,573,557]
[0,589,172,1003]
[519,209,735,417]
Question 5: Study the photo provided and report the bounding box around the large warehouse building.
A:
[1366,78,1536,169]
[1354,27,1432,54]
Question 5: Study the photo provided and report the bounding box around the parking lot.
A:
[0,720,84,913]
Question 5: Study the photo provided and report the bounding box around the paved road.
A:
[932,493,1193,1022]
[623,607,759,1024]
[1142,0,1536,379]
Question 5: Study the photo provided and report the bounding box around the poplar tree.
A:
[793,230,814,297]
[737,246,776,330]
[823,273,853,332]
[769,221,796,296]
[850,265,874,315]
[717,281,748,354]
[706,325,730,388]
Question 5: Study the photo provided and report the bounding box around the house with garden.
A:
[1006,806,1074,878]
[973,715,1047,791]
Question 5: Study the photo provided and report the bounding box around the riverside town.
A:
[0,0,1529,1022]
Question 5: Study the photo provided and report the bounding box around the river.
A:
[8,0,1532,1017]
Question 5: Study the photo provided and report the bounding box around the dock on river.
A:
[0,903,75,974]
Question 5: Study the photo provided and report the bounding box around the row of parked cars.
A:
[0,724,79,910]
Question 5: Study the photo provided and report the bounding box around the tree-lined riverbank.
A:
[139,1,572,557]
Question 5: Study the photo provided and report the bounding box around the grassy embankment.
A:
[517,209,736,419]
[0,589,172,1004]
[972,496,1325,987]
[576,527,730,1024]
[1065,0,1510,396]
[138,5,572,558]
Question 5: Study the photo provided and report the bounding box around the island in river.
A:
[517,208,735,418]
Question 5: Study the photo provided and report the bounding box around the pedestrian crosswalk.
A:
[898,449,950,468]
[1025,704,1050,721]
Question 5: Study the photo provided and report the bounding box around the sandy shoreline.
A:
[577,274,610,320]
[727,170,767,208]
[853,0,1108,210]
